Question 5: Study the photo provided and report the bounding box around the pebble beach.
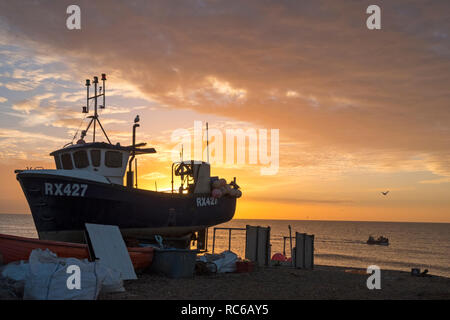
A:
[99,265,450,300]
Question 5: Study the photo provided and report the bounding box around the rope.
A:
[66,114,87,147]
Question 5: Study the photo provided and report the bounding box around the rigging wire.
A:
[64,114,87,148]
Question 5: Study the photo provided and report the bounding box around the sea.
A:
[1,214,449,278]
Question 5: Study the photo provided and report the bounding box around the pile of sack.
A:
[211,178,242,199]
[0,248,124,300]
[196,251,238,274]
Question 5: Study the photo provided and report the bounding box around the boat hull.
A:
[16,171,236,243]
[367,241,389,246]
[0,233,153,270]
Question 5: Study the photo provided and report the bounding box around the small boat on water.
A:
[367,235,389,246]
[0,233,154,270]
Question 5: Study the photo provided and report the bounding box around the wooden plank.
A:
[245,225,257,262]
[304,234,314,269]
[245,225,270,267]
[257,227,266,267]
[295,232,305,269]
[85,223,137,280]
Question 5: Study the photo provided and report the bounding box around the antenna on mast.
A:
[81,73,111,144]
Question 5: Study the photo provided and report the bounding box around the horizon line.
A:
[0,212,448,224]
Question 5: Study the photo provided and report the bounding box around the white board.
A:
[304,234,314,269]
[85,223,137,280]
[295,232,305,269]
[245,225,271,267]
[295,232,314,270]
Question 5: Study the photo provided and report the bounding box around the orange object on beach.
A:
[0,233,153,271]
[271,253,287,262]
[236,260,254,273]
[344,269,367,275]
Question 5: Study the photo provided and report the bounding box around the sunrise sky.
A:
[0,0,449,222]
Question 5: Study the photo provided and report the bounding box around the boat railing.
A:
[14,166,46,173]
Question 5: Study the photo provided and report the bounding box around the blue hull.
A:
[17,172,236,243]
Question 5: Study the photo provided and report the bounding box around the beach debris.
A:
[235,260,254,273]
[197,251,238,273]
[195,260,217,275]
[22,248,121,300]
[101,267,125,293]
[0,260,27,299]
[1,260,29,282]
[150,248,197,278]
[0,276,20,299]
[411,268,421,276]
[85,223,137,280]
[1,251,124,299]
[271,253,291,266]
[235,259,254,273]
[345,269,367,275]
[271,253,287,266]
[411,268,432,278]
[294,233,314,270]
[245,225,271,267]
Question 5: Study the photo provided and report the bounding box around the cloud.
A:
[245,195,353,205]
[0,0,450,178]
[419,177,450,185]
[0,128,66,160]
[140,172,167,180]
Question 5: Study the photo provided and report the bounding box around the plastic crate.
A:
[150,249,197,278]
[235,261,254,273]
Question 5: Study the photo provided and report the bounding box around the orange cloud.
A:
[1,1,450,221]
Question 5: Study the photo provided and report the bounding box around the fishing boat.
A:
[0,233,153,270]
[15,74,240,247]
[367,235,389,246]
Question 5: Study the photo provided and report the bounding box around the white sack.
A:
[23,249,108,300]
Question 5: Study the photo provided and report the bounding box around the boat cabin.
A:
[50,142,155,185]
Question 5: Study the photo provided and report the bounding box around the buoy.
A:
[220,186,228,195]
[212,188,222,198]
[212,180,222,189]
[272,253,287,262]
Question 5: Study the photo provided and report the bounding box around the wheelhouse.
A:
[50,142,155,185]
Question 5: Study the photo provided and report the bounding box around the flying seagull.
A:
[381,191,389,196]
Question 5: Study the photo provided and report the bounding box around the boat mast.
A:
[206,122,209,163]
[82,73,111,144]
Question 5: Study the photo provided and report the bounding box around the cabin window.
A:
[105,151,123,168]
[73,150,89,168]
[90,150,101,167]
[61,153,73,170]
[54,155,62,169]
